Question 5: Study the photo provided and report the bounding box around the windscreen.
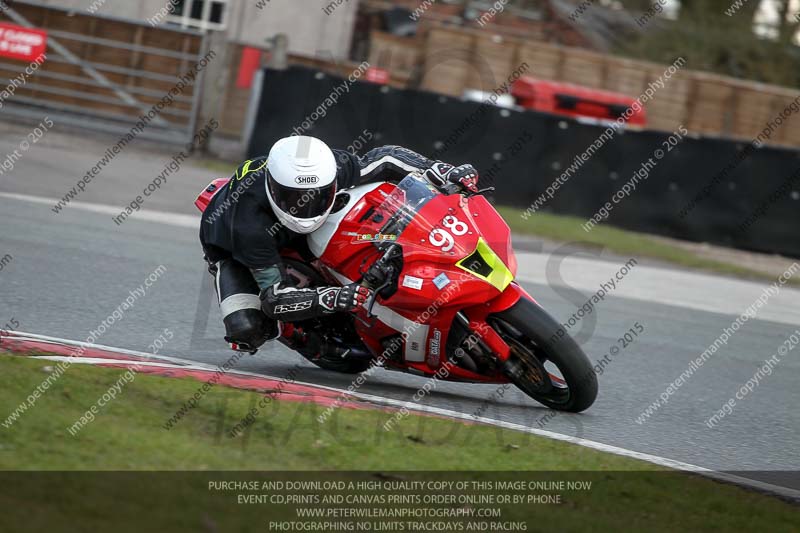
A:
[376,175,437,238]
[347,175,438,244]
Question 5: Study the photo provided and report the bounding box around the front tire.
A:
[490,298,597,412]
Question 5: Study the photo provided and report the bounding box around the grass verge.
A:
[0,354,797,532]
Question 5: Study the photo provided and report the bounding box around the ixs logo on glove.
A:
[295,175,319,185]
[274,301,313,314]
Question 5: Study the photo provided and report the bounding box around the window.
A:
[166,0,229,31]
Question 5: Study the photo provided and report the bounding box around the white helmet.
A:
[265,136,338,234]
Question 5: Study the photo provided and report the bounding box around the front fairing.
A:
[317,176,517,309]
[356,177,518,309]
[398,192,517,284]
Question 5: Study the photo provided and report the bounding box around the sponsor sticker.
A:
[427,329,442,367]
[343,231,398,243]
[433,273,451,290]
[402,275,423,290]
[359,232,397,242]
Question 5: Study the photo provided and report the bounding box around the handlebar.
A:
[443,183,496,197]
[473,186,496,196]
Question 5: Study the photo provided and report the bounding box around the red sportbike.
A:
[196,174,597,412]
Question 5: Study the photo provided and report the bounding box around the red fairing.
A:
[467,194,517,276]
[316,180,525,381]
[318,185,518,311]
[195,178,231,213]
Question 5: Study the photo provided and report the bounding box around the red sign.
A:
[0,23,47,62]
[365,67,390,85]
[236,46,262,89]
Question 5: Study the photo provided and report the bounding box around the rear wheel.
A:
[490,298,597,412]
[301,351,372,374]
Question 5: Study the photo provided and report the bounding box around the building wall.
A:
[228,0,357,59]
[29,0,358,59]
[29,0,158,20]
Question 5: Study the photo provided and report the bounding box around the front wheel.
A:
[489,298,597,412]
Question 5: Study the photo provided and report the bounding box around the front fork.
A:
[460,282,534,363]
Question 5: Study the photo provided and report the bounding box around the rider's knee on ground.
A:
[213,258,279,350]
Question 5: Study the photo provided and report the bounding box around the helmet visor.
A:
[267,172,337,220]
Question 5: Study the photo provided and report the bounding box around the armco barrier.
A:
[248,66,800,258]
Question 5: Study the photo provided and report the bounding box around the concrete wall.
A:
[31,0,359,59]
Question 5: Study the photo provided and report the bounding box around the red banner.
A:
[0,23,47,62]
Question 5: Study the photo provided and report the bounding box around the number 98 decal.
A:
[429,215,468,252]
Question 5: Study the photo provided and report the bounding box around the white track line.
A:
[515,252,800,327]
[29,355,212,371]
[6,330,800,502]
[0,191,199,228]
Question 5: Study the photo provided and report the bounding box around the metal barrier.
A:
[0,1,209,144]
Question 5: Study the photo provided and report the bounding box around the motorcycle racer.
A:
[199,135,479,353]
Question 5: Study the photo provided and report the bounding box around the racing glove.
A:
[261,282,372,322]
[424,162,480,194]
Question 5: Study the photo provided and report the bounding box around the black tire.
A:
[490,298,597,412]
[302,352,372,374]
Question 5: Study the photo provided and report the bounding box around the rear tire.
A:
[302,353,372,374]
[491,298,597,412]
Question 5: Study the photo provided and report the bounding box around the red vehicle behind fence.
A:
[512,77,647,126]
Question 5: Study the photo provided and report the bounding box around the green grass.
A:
[0,354,798,532]
[498,206,799,284]
[0,354,644,471]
